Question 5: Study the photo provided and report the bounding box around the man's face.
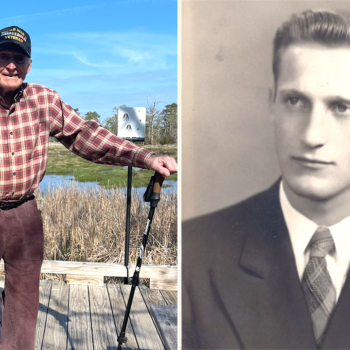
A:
[272,43,350,202]
[0,47,31,95]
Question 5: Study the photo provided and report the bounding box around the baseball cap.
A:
[0,26,31,57]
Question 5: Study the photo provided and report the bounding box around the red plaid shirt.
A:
[0,83,154,200]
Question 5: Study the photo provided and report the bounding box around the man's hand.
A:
[146,155,178,177]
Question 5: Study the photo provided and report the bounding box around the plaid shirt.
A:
[0,83,154,201]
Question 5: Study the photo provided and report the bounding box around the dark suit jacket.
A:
[182,181,350,349]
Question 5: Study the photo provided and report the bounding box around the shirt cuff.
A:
[133,149,156,169]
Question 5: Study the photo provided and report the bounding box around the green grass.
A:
[47,143,177,188]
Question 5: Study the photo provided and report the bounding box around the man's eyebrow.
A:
[278,89,310,100]
[326,96,350,105]
[278,89,307,97]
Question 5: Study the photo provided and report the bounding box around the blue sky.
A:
[1,0,177,122]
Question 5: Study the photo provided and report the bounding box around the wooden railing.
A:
[0,260,177,291]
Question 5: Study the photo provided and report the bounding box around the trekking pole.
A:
[117,171,164,350]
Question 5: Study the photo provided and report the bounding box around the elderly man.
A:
[183,9,350,350]
[0,26,177,349]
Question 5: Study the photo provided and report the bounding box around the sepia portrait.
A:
[181,1,350,349]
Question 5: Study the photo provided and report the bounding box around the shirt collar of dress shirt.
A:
[279,180,350,279]
[13,83,25,102]
[0,83,25,107]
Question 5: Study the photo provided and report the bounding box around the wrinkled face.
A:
[272,43,350,202]
[0,46,31,96]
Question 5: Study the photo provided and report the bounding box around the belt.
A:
[0,194,35,211]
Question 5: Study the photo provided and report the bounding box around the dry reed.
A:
[35,185,177,268]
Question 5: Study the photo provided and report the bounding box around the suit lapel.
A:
[210,182,317,349]
[322,270,350,348]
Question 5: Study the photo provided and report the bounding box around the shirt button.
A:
[11,192,14,195]
[9,132,13,135]
[13,172,16,176]
[11,152,14,156]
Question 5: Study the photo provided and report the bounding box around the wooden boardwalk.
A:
[0,280,177,350]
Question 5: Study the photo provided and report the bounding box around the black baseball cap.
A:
[0,26,31,57]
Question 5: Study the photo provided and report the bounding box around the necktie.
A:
[302,226,336,346]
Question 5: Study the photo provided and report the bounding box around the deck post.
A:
[124,166,132,284]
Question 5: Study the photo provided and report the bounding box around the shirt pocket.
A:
[26,122,48,159]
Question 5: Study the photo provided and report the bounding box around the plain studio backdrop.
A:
[181,0,350,221]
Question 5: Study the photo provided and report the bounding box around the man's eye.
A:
[0,54,9,62]
[287,97,300,105]
[335,103,350,114]
[285,96,307,108]
[14,55,25,64]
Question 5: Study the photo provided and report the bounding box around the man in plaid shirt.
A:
[0,26,177,349]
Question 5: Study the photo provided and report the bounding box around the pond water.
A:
[39,174,177,195]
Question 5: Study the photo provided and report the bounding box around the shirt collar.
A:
[280,181,317,259]
[0,83,25,106]
[280,180,350,264]
[13,83,25,102]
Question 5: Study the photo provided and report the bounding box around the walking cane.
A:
[117,171,164,349]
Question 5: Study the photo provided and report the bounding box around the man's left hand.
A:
[146,155,178,177]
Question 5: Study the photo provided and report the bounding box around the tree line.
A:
[73,101,177,145]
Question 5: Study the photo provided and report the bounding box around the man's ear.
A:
[268,87,276,121]
[26,59,32,74]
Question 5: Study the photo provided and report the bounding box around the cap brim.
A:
[0,42,30,57]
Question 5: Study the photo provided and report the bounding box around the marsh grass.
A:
[47,143,177,188]
[34,185,177,281]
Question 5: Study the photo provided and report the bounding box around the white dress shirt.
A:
[279,181,350,300]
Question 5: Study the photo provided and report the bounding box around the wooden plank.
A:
[120,284,165,350]
[133,265,177,291]
[150,305,177,350]
[67,284,93,350]
[149,277,177,291]
[106,283,138,350]
[139,286,177,350]
[35,280,52,350]
[160,290,177,306]
[0,261,176,290]
[42,281,68,350]
[41,261,127,277]
[66,275,104,286]
[89,285,119,350]
[139,285,167,313]
[0,260,126,277]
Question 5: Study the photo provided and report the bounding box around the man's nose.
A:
[300,105,329,148]
[5,61,16,70]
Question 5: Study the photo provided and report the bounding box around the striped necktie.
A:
[302,226,336,347]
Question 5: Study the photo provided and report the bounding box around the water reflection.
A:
[39,174,177,195]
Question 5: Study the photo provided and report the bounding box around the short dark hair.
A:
[273,10,350,85]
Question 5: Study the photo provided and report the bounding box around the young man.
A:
[183,9,350,350]
[0,26,177,350]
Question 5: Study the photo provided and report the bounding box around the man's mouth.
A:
[2,73,18,78]
[292,156,334,168]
